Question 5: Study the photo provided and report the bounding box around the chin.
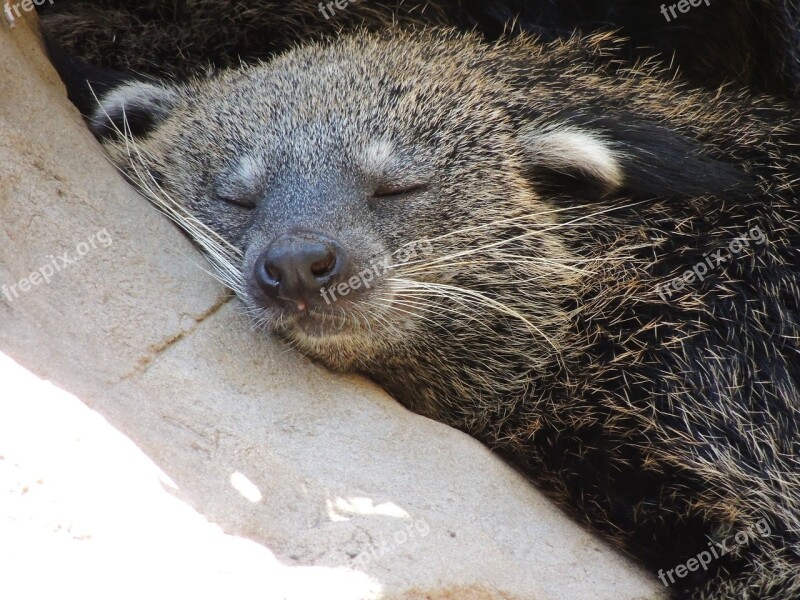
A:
[271,310,377,372]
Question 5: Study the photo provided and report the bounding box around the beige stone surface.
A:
[0,12,665,600]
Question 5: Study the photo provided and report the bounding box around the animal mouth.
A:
[251,279,421,344]
[278,306,361,339]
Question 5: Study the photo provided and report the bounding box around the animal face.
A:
[93,32,598,373]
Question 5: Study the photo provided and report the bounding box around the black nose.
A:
[254,232,347,305]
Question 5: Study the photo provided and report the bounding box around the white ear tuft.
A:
[90,81,180,139]
[519,125,624,191]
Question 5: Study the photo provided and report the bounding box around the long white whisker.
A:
[391,201,646,276]
[96,88,246,296]
[388,278,560,351]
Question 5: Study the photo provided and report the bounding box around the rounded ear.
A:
[90,80,181,140]
[518,124,625,193]
[517,117,755,200]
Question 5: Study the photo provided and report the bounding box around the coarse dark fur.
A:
[81,28,800,599]
[38,0,800,98]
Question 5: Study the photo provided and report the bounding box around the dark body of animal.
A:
[38,0,800,98]
[76,27,800,599]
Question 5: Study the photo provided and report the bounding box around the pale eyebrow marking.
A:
[360,139,396,176]
[218,154,265,197]
[232,154,263,187]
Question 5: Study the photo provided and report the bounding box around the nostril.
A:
[310,251,336,279]
[265,265,281,282]
[254,250,281,297]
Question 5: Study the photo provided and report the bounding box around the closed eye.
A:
[218,194,257,209]
[373,182,428,199]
